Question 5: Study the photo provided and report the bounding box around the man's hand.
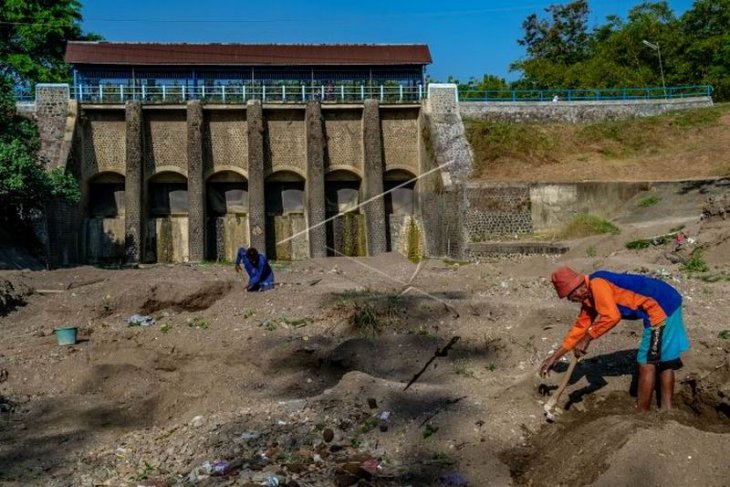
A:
[235,264,242,274]
[540,355,558,378]
[573,334,592,358]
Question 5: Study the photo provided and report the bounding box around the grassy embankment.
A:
[465,103,730,182]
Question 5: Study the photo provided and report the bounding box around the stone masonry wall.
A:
[460,97,713,124]
[203,109,248,176]
[323,109,363,174]
[35,84,71,170]
[464,184,532,241]
[265,109,306,176]
[144,110,188,176]
[81,109,126,177]
[425,84,473,183]
[381,107,419,174]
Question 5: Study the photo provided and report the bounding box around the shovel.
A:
[543,355,579,422]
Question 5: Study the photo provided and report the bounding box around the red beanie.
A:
[551,267,584,299]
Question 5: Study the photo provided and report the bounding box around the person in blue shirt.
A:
[234,247,274,291]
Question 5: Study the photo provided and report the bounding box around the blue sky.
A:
[81,0,694,82]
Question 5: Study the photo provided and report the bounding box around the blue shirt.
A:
[235,248,274,291]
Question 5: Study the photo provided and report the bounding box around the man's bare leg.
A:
[637,364,657,412]
[659,368,675,410]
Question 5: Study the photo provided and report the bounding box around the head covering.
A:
[551,266,585,299]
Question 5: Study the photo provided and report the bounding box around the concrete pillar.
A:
[305,102,327,257]
[247,100,266,252]
[362,99,388,255]
[187,100,205,262]
[124,101,143,264]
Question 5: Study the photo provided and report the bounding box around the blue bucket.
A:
[54,327,78,346]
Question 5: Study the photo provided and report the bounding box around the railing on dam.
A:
[459,85,712,102]
[15,83,425,104]
[14,83,713,105]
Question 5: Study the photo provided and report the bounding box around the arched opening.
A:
[265,171,307,261]
[88,172,125,218]
[206,171,249,262]
[325,170,365,257]
[146,171,189,263]
[384,169,419,256]
[85,172,126,264]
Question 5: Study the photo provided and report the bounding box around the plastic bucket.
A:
[54,327,78,346]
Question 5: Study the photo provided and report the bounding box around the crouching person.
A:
[234,247,274,292]
[540,267,690,411]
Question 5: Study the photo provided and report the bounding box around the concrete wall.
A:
[460,97,713,124]
[530,182,647,231]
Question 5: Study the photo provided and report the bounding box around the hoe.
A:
[544,355,579,422]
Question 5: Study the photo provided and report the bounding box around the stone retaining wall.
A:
[460,97,713,124]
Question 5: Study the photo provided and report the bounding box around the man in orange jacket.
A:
[540,267,690,411]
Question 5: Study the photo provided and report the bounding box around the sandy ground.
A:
[1,195,729,486]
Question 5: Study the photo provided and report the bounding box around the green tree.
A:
[575,2,681,89]
[0,0,90,235]
[511,0,591,88]
[680,0,730,99]
[0,0,99,84]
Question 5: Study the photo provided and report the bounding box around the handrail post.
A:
[99,83,103,102]
[380,85,384,102]
[341,84,344,101]
[162,85,166,102]
[242,85,246,101]
[182,84,186,100]
[399,84,403,102]
[222,85,226,103]
[120,84,124,102]
[361,84,365,100]
[512,90,516,102]
[301,84,305,102]
[321,85,325,100]
[262,84,266,102]
[142,84,146,101]
[418,83,423,99]
[282,84,286,101]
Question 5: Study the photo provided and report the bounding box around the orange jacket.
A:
[562,275,673,350]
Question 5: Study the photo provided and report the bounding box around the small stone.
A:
[323,428,334,443]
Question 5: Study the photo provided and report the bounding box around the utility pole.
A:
[642,40,667,98]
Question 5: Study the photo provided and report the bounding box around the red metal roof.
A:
[65,42,432,66]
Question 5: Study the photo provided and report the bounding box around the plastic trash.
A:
[361,458,382,475]
[211,460,230,475]
[127,314,155,327]
[239,431,260,440]
[440,472,469,486]
[263,474,280,486]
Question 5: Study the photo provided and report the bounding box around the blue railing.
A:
[14,83,425,104]
[459,85,713,102]
[13,86,34,103]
